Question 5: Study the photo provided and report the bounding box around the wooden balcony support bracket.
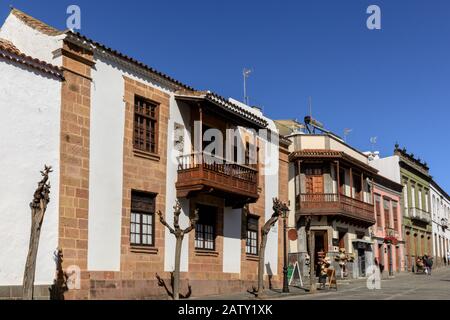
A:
[350,167,353,199]
[361,173,364,202]
[336,160,340,200]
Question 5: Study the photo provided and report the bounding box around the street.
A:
[280,267,450,300]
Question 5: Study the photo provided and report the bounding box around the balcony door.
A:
[305,168,324,197]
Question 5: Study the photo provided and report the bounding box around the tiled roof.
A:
[11,8,65,36]
[290,149,378,174]
[175,90,268,128]
[0,38,63,79]
[0,38,21,55]
[65,31,195,91]
[8,8,271,127]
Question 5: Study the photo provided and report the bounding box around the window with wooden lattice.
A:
[133,96,158,154]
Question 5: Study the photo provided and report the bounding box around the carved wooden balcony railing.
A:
[296,193,375,226]
[176,152,259,203]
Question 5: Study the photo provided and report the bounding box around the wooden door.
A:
[312,176,324,194]
[305,168,324,196]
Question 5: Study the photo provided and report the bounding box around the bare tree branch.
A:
[23,165,52,300]
[157,210,175,234]
[158,200,198,300]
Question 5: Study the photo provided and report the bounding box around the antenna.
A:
[370,136,378,152]
[309,96,312,118]
[243,68,252,105]
[343,128,352,143]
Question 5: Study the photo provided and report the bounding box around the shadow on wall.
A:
[49,249,68,300]
[265,263,274,289]
[156,273,192,300]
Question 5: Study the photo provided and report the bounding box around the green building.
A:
[395,146,432,272]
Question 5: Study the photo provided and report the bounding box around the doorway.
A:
[313,230,328,276]
[314,231,328,254]
[358,248,366,277]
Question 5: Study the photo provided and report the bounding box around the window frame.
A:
[194,205,217,251]
[133,95,159,155]
[392,201,399,232]
[375,194,382,227]
[130,191,157,247]
[383,197,391,229]
[246,215,259,256]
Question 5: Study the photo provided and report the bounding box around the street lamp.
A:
[281,204,290,293]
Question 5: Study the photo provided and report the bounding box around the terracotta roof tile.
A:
[11,8,64,36]
[0,38,21,55]
[0,38,63,80]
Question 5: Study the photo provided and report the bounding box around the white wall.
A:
[223,208,242,273]
[263,121,280,276]
[228,99,281,275]
[0,13,64,66]
[87,56,126,271]
[430,184,450,258]
[370,156,401,184]
[164,98,192,272]
[0,60,61,285]
[288,163,297,253]
[87,52,190,272]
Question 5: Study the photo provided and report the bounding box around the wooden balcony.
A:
[296,193,376,227]
[176,152,259,206]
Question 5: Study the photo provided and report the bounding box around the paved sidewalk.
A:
[192,267,450,300]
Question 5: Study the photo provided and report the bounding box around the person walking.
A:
[447,251,450,267]
[423,255,433,276]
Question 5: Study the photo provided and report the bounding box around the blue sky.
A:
[1,0,449,191]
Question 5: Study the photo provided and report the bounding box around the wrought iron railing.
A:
[406,207,431,223]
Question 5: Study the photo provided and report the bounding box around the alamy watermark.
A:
[366,265,382,290]
[66,5,81,31]
[172,124,280,176]
[367,5,381,30]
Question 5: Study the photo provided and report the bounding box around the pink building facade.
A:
[372,175,405,274]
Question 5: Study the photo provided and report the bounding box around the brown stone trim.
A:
[195,249,220,257]
[54,48,96,67]
[133,149,161,162]
[245,254,260,262]
[120,76,169,280]
[130,246,159,255]
[59,38,93,300]
[60,66,93,81]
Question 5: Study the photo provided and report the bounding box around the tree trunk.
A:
[173,235,183,300]
[257,232,269,295]
[23,206,44,300]
[308,230,316,293]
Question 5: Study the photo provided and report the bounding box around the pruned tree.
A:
[305,215,316,293]
[23,165,52,300]
[255,198,287,297]
[158,201,198,300]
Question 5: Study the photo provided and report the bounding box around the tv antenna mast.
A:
[370,136,378,152]
[343,128,352,143]
[243,68,252,105]
[308,96,313,118]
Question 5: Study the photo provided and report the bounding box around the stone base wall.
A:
[0,285,51,300]
[89,278,282,300]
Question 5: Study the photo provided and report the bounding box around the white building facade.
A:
[430,181,450,267]
[0,34,63,299]
[0,8,289,299]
